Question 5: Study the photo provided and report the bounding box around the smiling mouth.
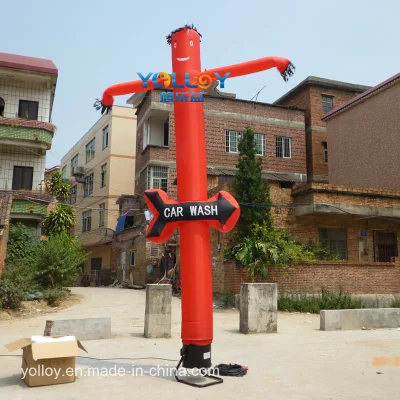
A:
[177,57,190,61]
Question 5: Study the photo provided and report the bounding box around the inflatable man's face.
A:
[170,28,201,72]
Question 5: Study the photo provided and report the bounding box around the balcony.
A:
[0,113,56,152]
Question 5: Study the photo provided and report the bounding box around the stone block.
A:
[240,283,277,334]
[44,318,111,340]
[144,284,171,338]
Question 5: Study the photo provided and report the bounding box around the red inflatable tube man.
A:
[95,24,295,380]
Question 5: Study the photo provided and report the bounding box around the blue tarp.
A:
[115,215,127,234]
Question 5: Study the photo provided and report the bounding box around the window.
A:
[102,125,109,150]
[61,166,67,179]
[225,130,240,153]
[18,100,39,120]
[82,210,92,233]
[71,154,78,175]
[276,136,291,158]
[86,138,95,163]
[323,142,328,163]
[143,119,150,149]
[164,119,169,146]
[84,173,94,197]
[70,185,77,204]
[129,251,136,267]
[319,228,347,260]
[147,166,168,192]
[12,166,33,190]
[322,95,334,115]
[99,203,105,227]
[101,164,107,187]
[255,133,266,156]
[280,182,294,189]
[374,232,398,262]
[0,97,5,116]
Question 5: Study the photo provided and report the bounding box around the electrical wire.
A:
[0,354,179,362]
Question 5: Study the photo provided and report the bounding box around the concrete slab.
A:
[44,317,111,340]
[320,308,400,331]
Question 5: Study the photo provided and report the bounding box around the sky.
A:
[1,0,399,167]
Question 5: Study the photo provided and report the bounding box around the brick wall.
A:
[135,91,306,196]
[0,194,12,273]
[224,260,400,295]
[279,85,367,182]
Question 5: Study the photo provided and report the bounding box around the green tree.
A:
[35,233,89,288]
[43,204,75,235]
[43,171,75,235]
[233,127,272,237]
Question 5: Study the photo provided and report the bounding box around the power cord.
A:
[214,363,248,377]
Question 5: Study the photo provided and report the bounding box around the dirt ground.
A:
[0,293,81,321]
[0,287,399,400]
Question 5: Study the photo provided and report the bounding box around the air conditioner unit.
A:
[73,166,86,183]
[73,166,85,176]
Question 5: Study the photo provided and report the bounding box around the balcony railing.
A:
[0,111,52,123]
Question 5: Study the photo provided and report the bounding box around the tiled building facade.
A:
[0,52,57,248]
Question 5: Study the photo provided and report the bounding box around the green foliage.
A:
[278,288,363,314]
[220,289,234,308]
[43,287,68,307]
[46,171,71,202]
[0,279,25,309]
[305,241,340,261]
[233,128,272,237]
[2,259,39,295]
[225,224,315,280]
[392,298,400,308]
[43,204,75,235]
[5,223,40,264]
[35,233,89,288]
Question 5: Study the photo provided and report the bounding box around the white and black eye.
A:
[174,42,177,48]
[189,40,193,46]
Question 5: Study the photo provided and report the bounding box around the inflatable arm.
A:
[206,56,295,82]
[94,76,171,114]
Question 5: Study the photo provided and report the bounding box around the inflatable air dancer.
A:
[95,24,295,387]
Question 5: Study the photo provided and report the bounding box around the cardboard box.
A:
[5,336,87,387]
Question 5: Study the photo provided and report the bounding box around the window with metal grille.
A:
[70,185,77,204]
[71,154,78,175]
[319,228,347,260]
[82,210,92,233]
[129,251,136,266]
[99,203,105,227]
[323,142,328,163]
[102,125,109,150]
[255,133,266,156]
[12,166,33,190]
[374,232,398,262]
[86,138,96,163]
[101,163,107,187]
[84,173,94,197]
[18,100,38,120]
[276,136,291,158]
[147,166,168,192]
[150,247,159,258]
[61,166,67,179]
[322,95,334,115]
[225,130,240,153]
[164,119,169,146]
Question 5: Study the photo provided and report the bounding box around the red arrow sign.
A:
[144,189,240,244]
